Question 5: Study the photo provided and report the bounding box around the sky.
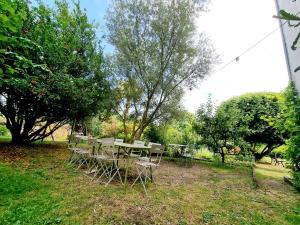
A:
[183,0,289,112]
[44,0,289,113]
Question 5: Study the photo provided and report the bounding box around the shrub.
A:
[0,125,8,136]
[280,83,300,190]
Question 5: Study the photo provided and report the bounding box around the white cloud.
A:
[184,0,289,112]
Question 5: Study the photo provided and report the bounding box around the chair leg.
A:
[68,152,80,165]
[140,168,148,194]
[131,166,148,194]
[97,162,112,182]
[105,166,123,186]
[149,166,153,182]
[94,161,107,179]
[131,166,143,187]
[92,160,105,180]
[76,155,88,170]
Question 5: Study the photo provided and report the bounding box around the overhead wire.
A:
[212,19,289,75]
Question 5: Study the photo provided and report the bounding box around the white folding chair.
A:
[92,138,113,180]
[96,138,125,186]
[131,144,164,193]
[75,146,92,171]
[138,143,162,162]
[85,138,99,173]
[68,135,92,170]
[67,135,84,165]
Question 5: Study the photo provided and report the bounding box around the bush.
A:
[280,83,300,190]
[235,154,254,162]
[0,125,8,136]
[270,145,288,158]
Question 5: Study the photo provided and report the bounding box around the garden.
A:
[1,0,300,224]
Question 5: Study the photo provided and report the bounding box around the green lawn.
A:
[0,143,299,225]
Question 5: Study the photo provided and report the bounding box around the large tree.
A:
[0,0,109,144]
[220,93,286,160]
[106,0,217,142]
[195,97,248,163]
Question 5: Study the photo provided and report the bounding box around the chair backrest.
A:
[149,144,164,164]
[88,138,98,154]
[88,138,98,146]
[68,134,80,148]
[148,142,161,147]
[101,138,117,157]
[134,140,145,146]
[115,139,124,143]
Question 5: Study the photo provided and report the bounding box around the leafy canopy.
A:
[278,83,300,189]
[0,0,109,144]
[107,0,217,142]
[220,93,285,160]
[195,97,248,163]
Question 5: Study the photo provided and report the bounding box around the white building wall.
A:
[275,0,300,92]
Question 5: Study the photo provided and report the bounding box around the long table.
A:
[75,135,151,186]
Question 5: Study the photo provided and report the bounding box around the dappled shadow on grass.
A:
[0,143,299,225]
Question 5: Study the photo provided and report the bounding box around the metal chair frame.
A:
[131,144,164,193]
[96,138,125,186]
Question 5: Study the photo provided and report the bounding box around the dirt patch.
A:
[154,161,214,186]
[0,145,26,162]
[254,163,295,194]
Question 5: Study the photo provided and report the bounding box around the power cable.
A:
[213,20,289,75]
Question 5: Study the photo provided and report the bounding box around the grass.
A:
[0,142,299,225]
[194,148,214,160]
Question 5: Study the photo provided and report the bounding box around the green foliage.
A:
[272,145,288,158]
[143,124,165,144]
[220,92,285,160]
[280,83,300,190]
[195,97,249,163]
[107,0,217,142]
[0,0,27,36]
[0,125,8,136]
[144,112,198,146]
[0,0,110,144]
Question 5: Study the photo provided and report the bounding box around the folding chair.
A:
[92,138,114,181]
[67,135,84,165]
[138,142,162,162]
[96,138,125,186]
[182,146,195,166]
[68,135,90,170]
[131,144,164,193]
[85,138,99,173]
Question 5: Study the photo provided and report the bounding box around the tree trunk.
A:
[220,149,225,163]
[10,133,23,145]
[10,130,31,145]
[129,125,146,143]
